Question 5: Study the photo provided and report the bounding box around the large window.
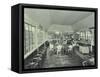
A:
[79,30,93,45]
[24,22,36,55]
[37,28,44,45]
[24,22,48,57]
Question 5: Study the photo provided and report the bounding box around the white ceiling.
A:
[25,8,94,33]
[49,10,92,25]
[25,8,93,25]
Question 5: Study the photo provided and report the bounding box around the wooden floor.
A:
[42,49,83,68]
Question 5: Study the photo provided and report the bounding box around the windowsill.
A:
[24,39,48,59]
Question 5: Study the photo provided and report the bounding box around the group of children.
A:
[48,38,78,56]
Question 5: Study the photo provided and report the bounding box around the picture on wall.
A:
[24,7,97,69]
[11,4,98,73]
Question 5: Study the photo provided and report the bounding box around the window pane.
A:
[24,23,36,55]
